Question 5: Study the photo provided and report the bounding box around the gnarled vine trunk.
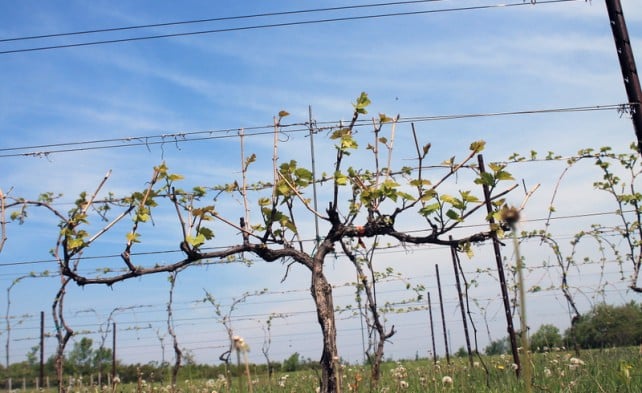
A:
[311,265,341,393]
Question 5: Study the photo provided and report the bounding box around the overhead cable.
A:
[0,208,632,268]
[0,1,449,43]
[0,103,627,158]
[0,0,579,55]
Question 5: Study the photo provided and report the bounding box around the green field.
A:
[5,347,642,393]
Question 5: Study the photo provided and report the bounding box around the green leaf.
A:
[397,191,416,201]
[334,171,348,186]
[420,189,437,201]
[330,128,351,140]
[136,212,150,223]
[419,203,440,216]
[282,218,297,233]
[474,172,495,186]
[445,209,460,221]
[276,182,291,196]
[353,92,371,114]
[192,205,217,218]
[198,227,214,240]
[495,170,514,181]
[155,162,168,176]
[410,179,431,187]
[440,194,456,205]
[340,135,358,150]
[192,186,207,197]
[469,140,486,152]
[245,153,257,167]
[67,238,84,249]
[186,233,206,247]
[126,232,141,243]
[294,167,313,181]
[461,242,474,258]
[460,190,479,203]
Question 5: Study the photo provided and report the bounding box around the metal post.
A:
[450,241,473,367]
[308,105,321,246]
[111,322,116,380]
[477,154,520,376]
[435,264,450,364]
[605,0,642,153]
[40,311,44,388]
[426,292,438,364]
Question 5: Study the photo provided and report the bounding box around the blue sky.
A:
[1,0,642,367]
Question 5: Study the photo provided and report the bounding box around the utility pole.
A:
[605,0,642,153]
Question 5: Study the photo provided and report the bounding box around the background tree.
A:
[567,302,642,349]
[484,337,510,356]
[282,352,300,372]
[67,337,94,376]
[529,324,563,351]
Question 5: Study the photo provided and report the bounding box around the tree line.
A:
[483,301,642,355]
[0,337,324,388]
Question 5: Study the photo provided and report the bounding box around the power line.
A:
[0,103,627,158]
[4,283,630,335]
[0,0,579,55]
[0,208,633,270]
[0,1,449,43]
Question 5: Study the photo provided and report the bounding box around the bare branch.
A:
[441,184,519,233]
[239,128,251,237]
[385,115,400,179]
[0,188,6,253]
[167,271,182,389]
[276,170,327,220]
[272,117,279,205]
[81,169,112,216]
[519,182,541,211]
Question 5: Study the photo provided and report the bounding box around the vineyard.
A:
[1,1,642,393]
[2,102,642,392]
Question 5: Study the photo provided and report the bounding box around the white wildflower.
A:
[569,357,585,366]
[233,335,249,352]
[442,375,453,385]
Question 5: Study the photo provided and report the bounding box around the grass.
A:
[9,347,642,392]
